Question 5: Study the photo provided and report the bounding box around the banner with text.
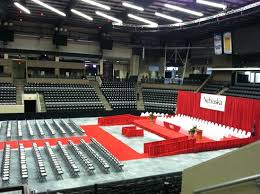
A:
[200,93,226,112]
[214,34,222,55]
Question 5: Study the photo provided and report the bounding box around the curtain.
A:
[176,91,260,137]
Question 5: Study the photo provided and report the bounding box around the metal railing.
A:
[193,174,260,194]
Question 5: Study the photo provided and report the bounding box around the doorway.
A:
[24,100,36,113]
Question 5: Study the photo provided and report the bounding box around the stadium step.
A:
[38,94,47,112]
[89,81,113,111]
[14,78,26,105]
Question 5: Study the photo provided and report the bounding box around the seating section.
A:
[90,138,123,171]
[68,140,95,173]
[201,81,228,94]
[183,74,209,85]
[32,143,47,181]
[80,139,110,173]
[24,83,104,112]
[101,81,137,110]
[19,144,29,182]
[0,82,16,104]
[1,144,11,183]
[142,88,177,113]
[224,83,260,99]
[57,141,80,177]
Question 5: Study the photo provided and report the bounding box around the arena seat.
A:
[224,83,260,99]
[32,143,47,182]
[0,83,16,105]
[24,83,104,112]
[142,88,177,113]
[101,81,137,110]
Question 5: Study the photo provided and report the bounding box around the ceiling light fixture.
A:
[80,0,110,10]
[96,11,123,24]
[128,14,158,27]
[155,12,183,23]
[71,9,93,21]
[31,0,66,16]
[197,0,227,10]
[122,2,144,11]
[14,2,31,14]
[164,4,204,17]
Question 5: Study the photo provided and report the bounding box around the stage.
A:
[0,116,237,192]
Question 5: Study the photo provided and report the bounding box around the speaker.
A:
[53,34,67,46]
[100,39,113,50]
[0,30,14,42]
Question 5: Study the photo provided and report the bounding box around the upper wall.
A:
[2,35,132,59]
[181,140,260,194]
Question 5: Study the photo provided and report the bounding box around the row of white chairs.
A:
[44,142,63,179]
[26,120,34,136]
[80,139,110,173]
[90,138,123,171]
[158,114,251,141]
[44,120,56,135]
[57,141,80,177]
[61,119,76,134]
[32,143,47,181]
[19,144,28,182]
[35,120,45,136]
[68,140,95,173]
[6,121,12,138]
[17,121,22,137]
[53,120,66,135]
[69,119,85,134]
[1,144,11,183]
[141,112,169,117]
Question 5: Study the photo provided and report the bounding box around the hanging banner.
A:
[223,32,232,54]
[214,34,222,55]
[200,93,226,112]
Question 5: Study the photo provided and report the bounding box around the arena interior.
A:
[0,0,260,194]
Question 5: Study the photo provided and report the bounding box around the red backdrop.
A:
[176,91,260,137]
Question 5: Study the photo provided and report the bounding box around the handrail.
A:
[193,174,260,194]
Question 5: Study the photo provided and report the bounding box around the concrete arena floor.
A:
[0,117,236,193]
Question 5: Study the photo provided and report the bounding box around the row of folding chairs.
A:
[44,120,56,135]
[44,142,64,179]
[36,120,45,136]
[6,121,12,138]
[53,120,66,135]
[80,139,110,173]
[57,141,80,177]
[68,140,95,173]
[61,119,76,134]
[1,144,11,183]
[19,144,29,183]
[69,119,85,134]
[90,138,123,171]
[17,121,22,138]
[27,120,34,136]
[32,143,47,181]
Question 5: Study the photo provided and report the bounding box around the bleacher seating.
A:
[24,83,104,112]
[201,81,228,94]
[0,82,16,104]
[101,81,137,110]
[142,88,177,113]
[224,83,260,99]
[32,143,47,182]
[80,139,110,173]
[1,144,11,183]
[183,74,209,85]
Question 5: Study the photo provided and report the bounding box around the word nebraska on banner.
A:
[200,93,226,112]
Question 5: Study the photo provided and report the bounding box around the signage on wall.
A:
[200,93,226,112]
[214,34,222,55]
[223,32,232,54]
